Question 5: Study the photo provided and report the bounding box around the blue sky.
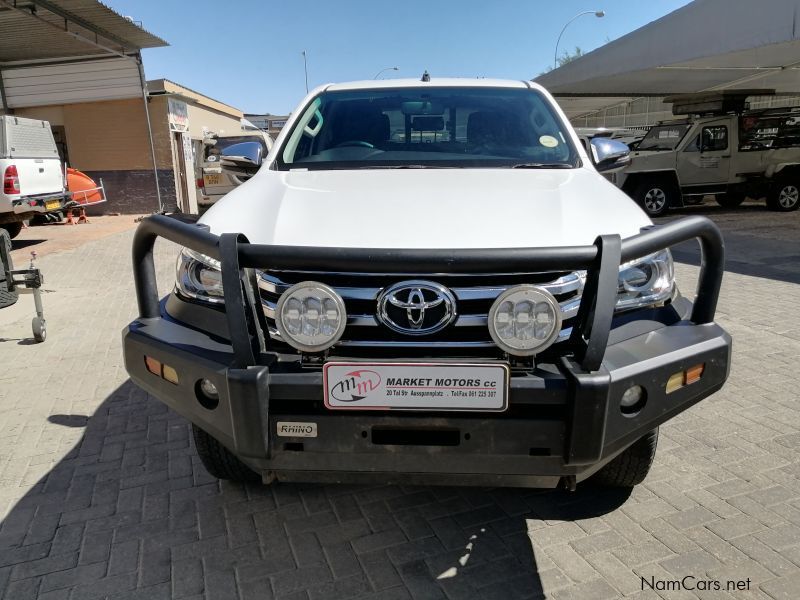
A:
[107,0,691,115]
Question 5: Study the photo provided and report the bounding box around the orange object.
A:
[66,168,103,204]
[65,206,90,225]
[685,363,705,385]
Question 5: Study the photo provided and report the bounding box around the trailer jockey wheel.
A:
[32,316,46,343]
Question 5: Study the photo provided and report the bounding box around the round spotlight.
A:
[275,281,347,352]
[487,285,562,356]
[620,384,646,416]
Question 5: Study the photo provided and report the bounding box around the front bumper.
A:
[125,213,730,488]
[124,310,730,488]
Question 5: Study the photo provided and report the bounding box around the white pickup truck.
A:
[617,104,800,216]
[124,78,731,490]
[0,116,66,238]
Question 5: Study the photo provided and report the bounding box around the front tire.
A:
[767,180,800,211]
[633,179,677,217]
[192,424,261,482]
[592,428,659,488]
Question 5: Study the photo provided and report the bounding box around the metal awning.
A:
[0,0,170,211]
[536,0,800,119]
[0,0,167,61]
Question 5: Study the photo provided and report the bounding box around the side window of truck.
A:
[685,126,727,152]
[701,126,728,151]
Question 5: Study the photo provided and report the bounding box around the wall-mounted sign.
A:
[269,119,287,130]
[168,98,189,132]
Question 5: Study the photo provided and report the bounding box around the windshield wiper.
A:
[510,162,574,169]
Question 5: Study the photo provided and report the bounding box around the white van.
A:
[0,116,65,238]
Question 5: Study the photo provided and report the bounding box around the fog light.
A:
[620,384,646,415]
[199,379,218,398]
[487,285,562,356]
[196,378,220,410]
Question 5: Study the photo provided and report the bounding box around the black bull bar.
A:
[132,213,724,375]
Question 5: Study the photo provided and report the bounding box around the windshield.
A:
[637,123,691,152]
[277,87,579,170]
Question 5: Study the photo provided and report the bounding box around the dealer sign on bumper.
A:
[323,362,508,411]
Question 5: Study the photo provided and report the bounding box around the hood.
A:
[200,167,651,249]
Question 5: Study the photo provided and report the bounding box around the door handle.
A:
[721,155,731,158]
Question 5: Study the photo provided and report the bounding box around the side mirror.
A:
[589,137,631,173]
[220,141,264,180]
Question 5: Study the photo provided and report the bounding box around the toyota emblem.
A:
[377,281,456,335]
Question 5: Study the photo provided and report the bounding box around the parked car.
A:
[617,100,800,216]
[124,78,731,490]
[0,116,66,237]
[196,132,273,211]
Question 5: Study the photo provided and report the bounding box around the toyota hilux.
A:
[124,78,731,489]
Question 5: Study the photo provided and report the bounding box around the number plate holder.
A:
[323,362,509,411]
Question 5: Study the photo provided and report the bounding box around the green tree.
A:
[539,47,584,75]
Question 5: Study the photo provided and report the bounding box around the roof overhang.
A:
[0,0,168,110]
[147,79,243,119]
[0,0,166,62]
[536,0,800,118]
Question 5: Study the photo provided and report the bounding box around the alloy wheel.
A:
[778,184,799,208]
[644,188,667,213]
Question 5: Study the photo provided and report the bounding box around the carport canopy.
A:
[0,0,167,109]
[536,0,800,119]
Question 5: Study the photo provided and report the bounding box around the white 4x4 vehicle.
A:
[0,116,65,238]
[618,106,800,216]
[125,79,731,490]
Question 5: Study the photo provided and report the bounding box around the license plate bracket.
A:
[323,362,509,411]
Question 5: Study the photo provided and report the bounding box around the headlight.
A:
[617,249,674,310]
[175,248,224,304]
[487,285,562,356]
[276,282,347,352]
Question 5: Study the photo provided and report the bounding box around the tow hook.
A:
[561,475,577,492]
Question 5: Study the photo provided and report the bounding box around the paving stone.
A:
[760,572,800,600]
[0,213,798,599]
[352,529,408,555]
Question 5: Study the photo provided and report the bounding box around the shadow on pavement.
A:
[47,415,90,428]
[9,239,46,252]
[0,380,631,599]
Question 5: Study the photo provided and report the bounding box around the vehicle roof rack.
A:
[665,89,776,116]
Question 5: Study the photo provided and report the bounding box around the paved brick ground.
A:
[0,203,798,599]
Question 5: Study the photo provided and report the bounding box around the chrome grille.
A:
[258,270,584,353]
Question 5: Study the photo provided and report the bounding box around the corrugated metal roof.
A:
[0,0,168,62]
[536,0,800,118]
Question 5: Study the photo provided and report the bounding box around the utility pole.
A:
[302,50,309,93]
